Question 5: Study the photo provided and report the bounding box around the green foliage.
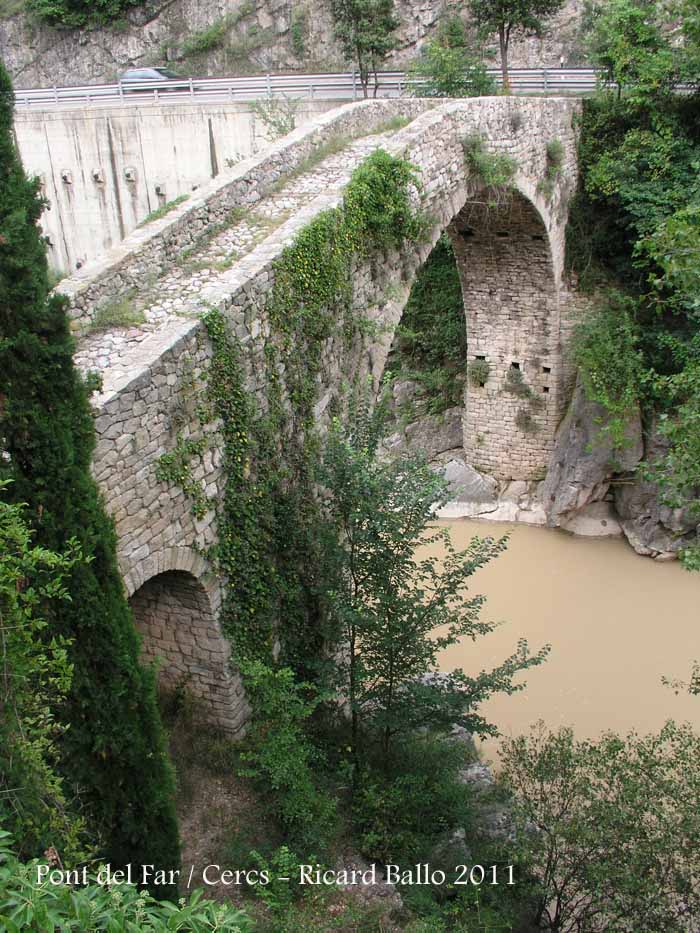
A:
[249,845,307,913]
[0,60,179,889]
[181,18,231,57]
[0,831,252,932]
[407,40,496,98]
[0,489,86,862]
[250,95,298,139]
[390,235,467,413]
[319,402,549,775]
[538,137,564,199]
[468,358,490,387]
[330,0,398,98]
[501,720,700,931]
[467,0,566,85]
[462,135,517,196]
[138,194,188,227]
[567,6,700,560]
[586,0,678,102]
[156,435,211,519]
[353,734,475,868]
[238,661,336,851]
[572,293,643,451]
[28,0,144,28]
[290,6,307,58]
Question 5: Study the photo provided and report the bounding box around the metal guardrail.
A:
[13,68,601,108]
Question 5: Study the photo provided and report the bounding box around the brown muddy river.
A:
[433,520,700,763]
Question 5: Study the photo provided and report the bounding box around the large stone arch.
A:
[126,547,248,736]
[370,150,566,481]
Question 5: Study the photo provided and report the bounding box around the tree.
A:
[501,721,700,931]
[468,0,566,89]
[330,0,398,98]
[408,39,496,98]
[0,487,85,862]
[586,0,678,101]
[319,402,549,777]
[0,60,180,890]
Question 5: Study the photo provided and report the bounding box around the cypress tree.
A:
[0,60,180,890]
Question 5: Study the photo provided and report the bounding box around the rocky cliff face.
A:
[1,0,585,89]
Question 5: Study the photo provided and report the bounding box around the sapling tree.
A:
[319,399,549,777]
[467,0,566,89]
[330,0,398,98]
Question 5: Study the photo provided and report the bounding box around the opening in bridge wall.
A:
[130,570,247,736]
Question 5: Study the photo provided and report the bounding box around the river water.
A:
[432,520,700,763]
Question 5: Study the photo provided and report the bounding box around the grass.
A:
[138,194,189,228]
[366,114,412,135]
[0,0,24,19]
[89,295,145,332]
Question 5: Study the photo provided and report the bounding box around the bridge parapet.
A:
[59,98,437,335]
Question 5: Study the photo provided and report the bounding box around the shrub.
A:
[462,135,516,194]
[0,831,252,932]
[501,721,700,932]
[572,291,643,451]
[468,358,490,387]
[28,0,145,28]
[238,660,337,851]
[353,734,475,869]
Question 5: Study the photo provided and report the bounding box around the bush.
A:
[0,831,252,932]
[462,135,516,192]
[28,0,145,28]
[353,734,475,869]
[238,660,337,851]
[408,40,496,98]
[572,291,644,451]
[468,358,490,387]
[501,721,700,932]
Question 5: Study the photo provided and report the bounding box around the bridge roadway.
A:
[73,125,399,381]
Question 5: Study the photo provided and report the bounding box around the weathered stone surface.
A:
[541,378,643,523]
[615,424,698,558]
[559,500,622,537]
[441,457,498,503]
[2,0,584,89]
[404,407,464,459]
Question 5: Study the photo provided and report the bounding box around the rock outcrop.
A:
[614,423,699,559]
[540,378,644,527]
[2,0,585,89]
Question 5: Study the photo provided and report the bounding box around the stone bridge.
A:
[59,96,581,734]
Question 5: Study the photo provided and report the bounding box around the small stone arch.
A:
[127,547,248,736]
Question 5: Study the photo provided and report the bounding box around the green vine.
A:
[160,148,427,679]
[155,434,211,518]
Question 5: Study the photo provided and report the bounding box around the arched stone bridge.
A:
[60,96,581,734]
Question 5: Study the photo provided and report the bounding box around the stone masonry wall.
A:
[61,98,437,334]
[450,194,562,481]
[130,569,248,736]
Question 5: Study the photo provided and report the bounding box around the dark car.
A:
[119,67,190,92]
